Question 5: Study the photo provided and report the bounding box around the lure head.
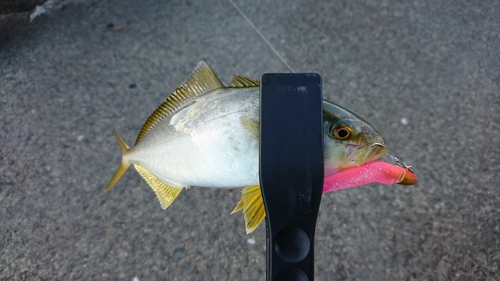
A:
[323,100,387,177]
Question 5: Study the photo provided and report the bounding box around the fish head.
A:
[323,100,387,177]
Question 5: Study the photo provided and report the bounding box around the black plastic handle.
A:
[260,73,324,281]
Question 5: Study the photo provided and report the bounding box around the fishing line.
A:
[228,0,295,73]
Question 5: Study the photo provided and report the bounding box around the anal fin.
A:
[134,164,183,209]
[231,185,266,234]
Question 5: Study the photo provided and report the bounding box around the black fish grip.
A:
[260,73,324,281]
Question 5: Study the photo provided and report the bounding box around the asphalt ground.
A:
[1,0,499,280]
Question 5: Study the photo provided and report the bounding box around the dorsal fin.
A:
[135,61,224,145]
[228,75,260,88]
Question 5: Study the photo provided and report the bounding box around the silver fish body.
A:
[127,87,260,188]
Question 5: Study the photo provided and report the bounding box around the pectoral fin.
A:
[231,185,266,234]
[134,164,183,209]
[239,116,259,138]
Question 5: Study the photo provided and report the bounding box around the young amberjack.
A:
[105,61,387,233]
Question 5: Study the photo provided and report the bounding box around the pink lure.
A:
[323,161,417,193]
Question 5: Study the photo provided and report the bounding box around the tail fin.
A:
[105,131,132,191]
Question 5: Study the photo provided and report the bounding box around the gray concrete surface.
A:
[1,0,499,280]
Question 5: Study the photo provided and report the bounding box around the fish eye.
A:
[329,121,354,141]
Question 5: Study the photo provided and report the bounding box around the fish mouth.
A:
[363,142,387,163]
[345,142,386,166]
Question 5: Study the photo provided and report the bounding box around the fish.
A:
[105,61,389,233]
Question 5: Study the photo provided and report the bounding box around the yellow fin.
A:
[228,75,260,88]
[134,164,183,209]
[231,185,266,234]
[231,197,244,214]
[105,131,132,191]
[135,61,224,145]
